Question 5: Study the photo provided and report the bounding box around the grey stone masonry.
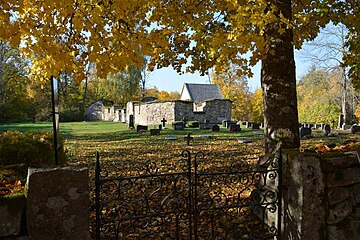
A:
[281,151,360,240]
[26,165,90,240]
[127,99,231,126]
[282,153,326,240]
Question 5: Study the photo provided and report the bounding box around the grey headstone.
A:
[26,166,90,240]
[230,124,241,132]
[323,124,331,136]
[136,125,148,132]
[150,129,160,135]
[350,125,360,134]
[165,136,177,140]
[129,114,134,128]
[338,114,344,129]
[300,127,311,137]
[238,139,252,143]
[212,124,220,132]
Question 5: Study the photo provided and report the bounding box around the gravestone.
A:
[252,123,260,130]
[173,122,184,130]
[201,135,214,139]
[300,127,312,138]
[159,125,162,131]
[351,125,360,134]
[150,129,160,136]
[182,117,188,125]
[323,124,331,136]
[246,122,253,129]
[230,124,241,132]
[222,120,230,127]
[165,136,177,140]
[342,123,352,130]
[184,133,193,146]
[27,166,89,240]
[226,121,237,129]
[129,115,134,129]
[238,138,253,143]
[338,114,344,129]
[136,125,148,132]
[161,118,167,128]
[212,124,220,132]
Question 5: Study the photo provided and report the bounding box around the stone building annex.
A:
[85,83,232,126]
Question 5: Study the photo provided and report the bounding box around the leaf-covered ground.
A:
[1,121,360,239]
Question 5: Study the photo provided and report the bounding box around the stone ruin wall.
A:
[133,101,176,126]
[127,99,232,126]
[174,99,232,123]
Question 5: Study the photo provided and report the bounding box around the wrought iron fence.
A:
[94,150,282,240]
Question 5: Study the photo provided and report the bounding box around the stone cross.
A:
[184,133,193,146]
[161,118,167,127]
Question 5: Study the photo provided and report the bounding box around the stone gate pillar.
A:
[282,152,326,240]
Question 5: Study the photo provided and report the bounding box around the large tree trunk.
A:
[261,0,300,153]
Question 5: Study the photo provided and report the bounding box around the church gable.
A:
[180,83,223,102]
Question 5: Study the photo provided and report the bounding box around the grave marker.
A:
[161,118,167,128]
[212,124,220,132]
[246,122,253,129]
[351,125,360,134]
[184,133,193,146]
[150,129,160,135]
[323,124,331,136]
[300,126,311,138]
[136,125,148,132]
[165,136,177,140]
[129,115,134,129]
[338,114,344,129]
[230,124,241,132]
[252,123,260,130]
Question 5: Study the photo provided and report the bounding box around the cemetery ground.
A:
[1,121,360,239]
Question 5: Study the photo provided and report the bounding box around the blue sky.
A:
[149,50,310,93]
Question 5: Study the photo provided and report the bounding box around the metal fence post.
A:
[277,149,283,240]
[95,152,101,240]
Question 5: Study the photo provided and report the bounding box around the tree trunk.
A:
[261,0,300,153]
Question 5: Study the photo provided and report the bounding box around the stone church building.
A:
[85,83,232,125]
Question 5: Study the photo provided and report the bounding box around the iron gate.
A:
[94,150,282,239]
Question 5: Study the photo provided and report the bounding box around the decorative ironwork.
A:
[95,150,282,239]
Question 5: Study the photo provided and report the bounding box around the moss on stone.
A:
[0,192,26,216]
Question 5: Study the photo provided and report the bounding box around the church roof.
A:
[181,83,223,102]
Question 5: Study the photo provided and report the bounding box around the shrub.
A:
[187,121,199,128]
[0,130,66,167]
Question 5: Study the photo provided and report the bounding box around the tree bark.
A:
[261,0,300,153]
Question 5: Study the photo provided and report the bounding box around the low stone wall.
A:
[282,151,360,239]
[323,155,360,240]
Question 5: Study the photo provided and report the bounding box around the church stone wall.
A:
[127,99,231,126]
[134,101,176,126]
